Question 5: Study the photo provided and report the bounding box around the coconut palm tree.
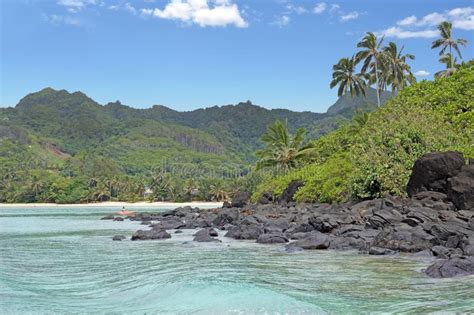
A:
[431,21,468,68]
[356,32,385,106]
[256,120,314,171]
[435,53,459,78]
[382,42,416,94]
[330,57,368,97]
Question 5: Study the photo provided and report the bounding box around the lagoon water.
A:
[1,205,473,314]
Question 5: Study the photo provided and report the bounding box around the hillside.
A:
[253,64,474,204]
[0,87,389,203]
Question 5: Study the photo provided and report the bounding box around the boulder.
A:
[286,232,330,250]
[257,191,273,204]
[231,191,250,208]
[212,208,239,227]
[257,233,289,244]
[225,225,263,240]
[112,235,126,241]
[131,228,171,241]
[278,180,304,203]
[113,217,124,221]
[407,151,465,196]
[193,228,221,242]
[447,164,474,210]
[425,256,474,278]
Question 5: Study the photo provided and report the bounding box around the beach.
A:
[0,201,223,208]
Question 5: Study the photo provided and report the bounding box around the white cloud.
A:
[286,4,307,15]
[329,4,340,13]
[380,6,474,39]
[141,0,248,28]
[45,14,82,26]
[414,70,430,77]
[397,15,417,26]
[379,26,438,38]
[340,11,359,22]
[272,15,290,28]
[57,0,96,13]
[313,2,326,14]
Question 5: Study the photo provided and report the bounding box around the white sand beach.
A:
[0,201,223,208]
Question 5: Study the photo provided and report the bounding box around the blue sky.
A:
[1,0,473,112]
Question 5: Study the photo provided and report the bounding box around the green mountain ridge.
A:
[0,86,389,203]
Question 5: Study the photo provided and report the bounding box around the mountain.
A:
[326,87,391,115]
[0,87,391,202]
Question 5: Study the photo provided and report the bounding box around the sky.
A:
[1,0,473,112]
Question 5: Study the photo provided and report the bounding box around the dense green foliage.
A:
[253,64,474,203]
[1,86,379,203]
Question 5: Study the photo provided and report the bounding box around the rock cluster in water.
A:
[104,152,474,278]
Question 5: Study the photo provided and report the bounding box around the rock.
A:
[212,208,239,227]
[113,217,124,221]
[425,256,474,278]
[369,246,397,255]
[208,228,218,237]
[412,191,448,202]
[285,246,304,253]
[222,201,232,208]
[225,225,264,240]
[131,228,171,241]
[309,216,339,233]
[278,180,304,203]
[193,228,221,242]
[174,230,183,234]
[100,215,115,220]
[286,232,330,250]
[431,245,463,258]
[231,191,250,208]
[447,164,474,210]
[112,235,126,241]
[407,151,465,196]
[257,191,273,204]
[141,220,151,225]
[257,233,289,244]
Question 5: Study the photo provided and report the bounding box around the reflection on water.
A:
[1,206,473,314]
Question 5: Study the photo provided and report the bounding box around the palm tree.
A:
[382,42,416,94]
[356,32,385,106]
[330,57,368,97]
[435,53,459,78]
[256,120,314,171]
[431,21,468,68]
[30,177,44,199]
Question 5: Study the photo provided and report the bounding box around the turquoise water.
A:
[1,206,473,314]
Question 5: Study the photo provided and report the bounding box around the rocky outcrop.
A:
[230,191,250,208]
[118,151,473,278]
[278,180,304,203]
[407,151,465,197]
[447,164,474,210]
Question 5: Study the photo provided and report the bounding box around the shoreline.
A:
[0,201,223,208]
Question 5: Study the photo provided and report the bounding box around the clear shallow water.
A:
[1,206,473,314]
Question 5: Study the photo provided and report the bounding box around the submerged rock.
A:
[112,235,126,241]
[100,215,115,220]
[257,233,289,244]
